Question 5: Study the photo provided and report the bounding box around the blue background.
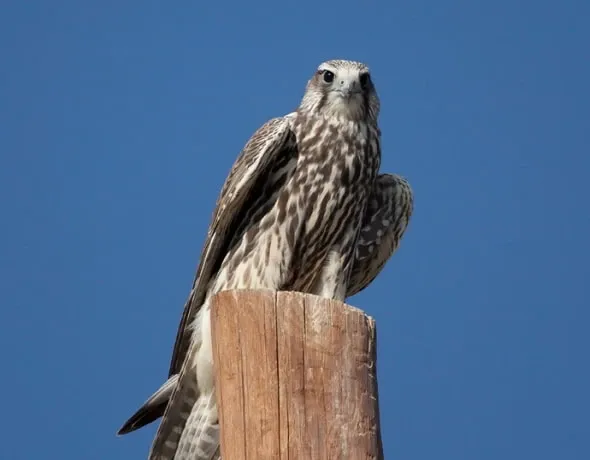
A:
[1,1,588,459]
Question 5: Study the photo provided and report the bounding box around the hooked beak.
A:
[335,79,360,98]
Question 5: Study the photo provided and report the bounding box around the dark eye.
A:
[359,73,371,89]
[323,70,335,83]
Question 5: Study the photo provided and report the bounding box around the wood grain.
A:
[211,290,383,460]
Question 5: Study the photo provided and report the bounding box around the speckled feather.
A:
[348,173,413,296]
[120,60,413,460]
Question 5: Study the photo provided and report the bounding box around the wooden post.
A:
[211,289,383,460]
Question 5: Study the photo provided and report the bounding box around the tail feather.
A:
[175,391,219,460]
[148,346,220,460]
[117,375,178,435]
[148,360,201,460]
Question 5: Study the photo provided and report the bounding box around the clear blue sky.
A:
[1,1,588,459]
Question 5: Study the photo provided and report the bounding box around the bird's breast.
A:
[293,117,380,189]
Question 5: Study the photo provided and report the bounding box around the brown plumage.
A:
[118,59,413,460]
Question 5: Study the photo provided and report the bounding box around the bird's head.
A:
[299,59,380,122]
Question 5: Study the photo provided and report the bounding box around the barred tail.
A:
[148,352,220,460]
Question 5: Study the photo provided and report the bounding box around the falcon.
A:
[118,59,413,460]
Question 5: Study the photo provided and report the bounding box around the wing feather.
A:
[117,375,178,435]
[347,173,413,296]
[168,115,294,376]
[146,115,294,459]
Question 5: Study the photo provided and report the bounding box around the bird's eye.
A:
[359,73,371,89]
[323,70,335,83]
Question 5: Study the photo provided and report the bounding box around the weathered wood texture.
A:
[211,290,383,460]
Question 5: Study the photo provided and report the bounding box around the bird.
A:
[118,59,413,460]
